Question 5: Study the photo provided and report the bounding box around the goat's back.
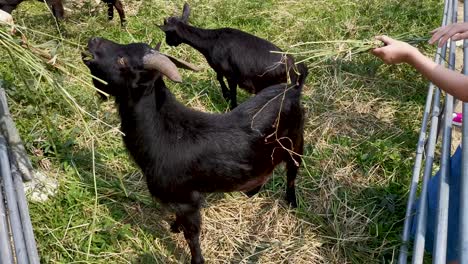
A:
[208,28,296,92]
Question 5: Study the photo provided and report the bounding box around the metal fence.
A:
[398,0,468,263]
[0,85,40,264]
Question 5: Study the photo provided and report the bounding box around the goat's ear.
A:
[181,3,190,22]
[154,42,162,51]
[163,53,201,72]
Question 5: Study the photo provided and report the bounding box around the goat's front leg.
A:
[216,73,230,101]
[113,0,126,26]
[170,216,182,233]
[107,2,114,20]
[227,78,237,109]
[181,209,204,264]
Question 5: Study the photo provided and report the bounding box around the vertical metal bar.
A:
[433,1,457,262]
[460,0,468,262]
[411,4,451,264]
[412,82,443,264]
[398,0,451,263]
[0,138,14,264]
[10,157,33,264]
[11,152,40,264]
[0,86,34,182]
[0,134,29,263]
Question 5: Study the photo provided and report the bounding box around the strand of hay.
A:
[277,34,430,65]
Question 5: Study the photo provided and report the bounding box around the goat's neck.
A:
[117,78,177,126]
[178,23,216,55]
[117,78,182,168]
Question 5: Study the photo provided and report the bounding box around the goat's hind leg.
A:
[216,73,230,101]
[285,137,303,208]
[286,160,298,208]
[113,0,126,26]
[226,78,238,109]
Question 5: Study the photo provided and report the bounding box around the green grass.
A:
[0,0,443,263]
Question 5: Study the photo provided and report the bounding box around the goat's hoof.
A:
[289,200,297,208]
[244,186,262,197]
[191,257,205,264]
[244,191,257,198]
[289,200,298,208]
[286,196,297,208]
[222,91,230,100]
[170,221,182,233]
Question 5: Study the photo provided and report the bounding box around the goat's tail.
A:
[292,62,308,90]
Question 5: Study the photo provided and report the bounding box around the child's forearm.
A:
[408,49,468,102]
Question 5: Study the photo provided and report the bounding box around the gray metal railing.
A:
[0,85,40,264]
[398,0,450,262]
[433,0,457,261]
[399,0,468,263]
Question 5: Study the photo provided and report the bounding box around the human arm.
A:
[371,36,468,102]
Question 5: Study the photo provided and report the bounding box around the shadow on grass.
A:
[59,145,194,263]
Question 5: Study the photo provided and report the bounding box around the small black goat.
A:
[160,3,302,109]
[82,37,307,264]
[0,0,64,19]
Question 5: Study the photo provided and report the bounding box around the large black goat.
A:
[82,37,307,264]
[159,3,302,109]
[0,0,64,19]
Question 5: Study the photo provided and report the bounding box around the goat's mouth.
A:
[81,50,94,63]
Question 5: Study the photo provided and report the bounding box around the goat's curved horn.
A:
[162,54,201,72]
[143,51,182,83]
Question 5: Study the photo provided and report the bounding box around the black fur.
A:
[82,37,307,264]
[160,3,303,109]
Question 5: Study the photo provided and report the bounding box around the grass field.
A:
[0,0,443,263]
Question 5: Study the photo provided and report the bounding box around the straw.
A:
[277,34,430,65]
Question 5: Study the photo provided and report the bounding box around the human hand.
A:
[429,22,468,47]
[371,35,418,64]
